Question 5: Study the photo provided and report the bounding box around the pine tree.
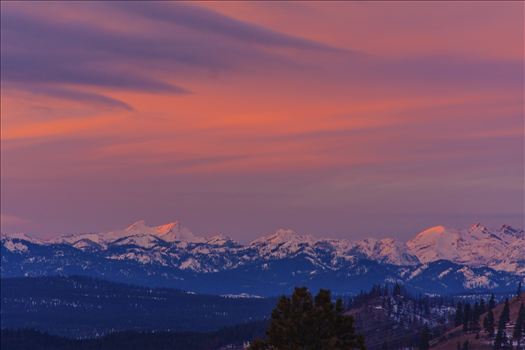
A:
[479,298,486,314]
[418,325,430,350]
[489,294,496,310]
[463,303,471,332]
[514,303,525,349]
[393,283,402,297]
[495,325,507,350]
[382,284,389,297]
[501,299,510,324]
[484,309,495,338]
[455,302,464,327]
[470,301,480,331]
[495,304,510,350]
[249,287,366,350]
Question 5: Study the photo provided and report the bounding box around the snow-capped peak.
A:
[0,232,44,253]
[250,228,316,246]
[248,229,319,260]
[150,221,205,243]
[106,220,206,244]
[412,225,447,239]
[155,222,181,235]
[0,232,42,243]
[124,220,149,232]
[351,237,419,266]
[467,223,490,235]
[498,224,524,239]
[119,219,183,238]
[52,220,206,248]
[205,234,235,246]
[407,226,462,263]
[407,223,525,275]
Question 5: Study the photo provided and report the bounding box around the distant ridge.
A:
[2,221,524,295]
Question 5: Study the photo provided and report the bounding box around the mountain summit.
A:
[407,224,525,275]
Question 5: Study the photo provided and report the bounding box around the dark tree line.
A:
[350,282,452,314]
[0,321,269,350]
[452,290,525,350]
[494,299,525,350]
[494,299,510,349]
[454,295,489,332]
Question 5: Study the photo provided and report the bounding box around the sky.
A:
[1,1,524,242]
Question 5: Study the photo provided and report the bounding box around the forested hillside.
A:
[0,276,275,337]
[431,290,525,349]
[1,322,267,350]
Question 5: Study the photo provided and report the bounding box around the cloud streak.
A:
[108,2,343,51]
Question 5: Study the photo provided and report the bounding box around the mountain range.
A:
[2,221,524,296]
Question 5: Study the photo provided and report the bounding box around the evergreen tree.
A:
[501,299,510,324]
[418,325,430,350]
[454,302,464,327]
[382,284,389,297]
[470,301,480,331]
[494,325,507,350]
[249,287,366,350]
[393,283,402,297]
[489,294,496,310]
[424,301,430,316]
[484,309,495,338]
[495,306,510,350]
[479,298,486,314]
[463,303,471,332]
[514,303,525,349]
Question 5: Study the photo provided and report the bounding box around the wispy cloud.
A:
[1,1,338,105]
[5,84,134,112]
[108,2,343,51]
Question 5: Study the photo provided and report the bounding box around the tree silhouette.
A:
[489,294,496,310]
[393,283,402,297]
[514,303,525,349]
[479,298,486,314]
[495,301,510,350]
[483,309,495,338]
[501,299,510,324]
[418,325,430,350]
[494,326,507,350]
[463,303,471,332]
[249,287,366,350]
[470,301,481,331]
[455,302,464,327]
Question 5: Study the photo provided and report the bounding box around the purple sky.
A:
[1,1,523,241]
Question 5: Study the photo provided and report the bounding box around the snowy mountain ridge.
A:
[2,221,524,295]
[2,221,523,275]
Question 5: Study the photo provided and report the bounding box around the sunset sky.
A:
[1,1,523,241]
